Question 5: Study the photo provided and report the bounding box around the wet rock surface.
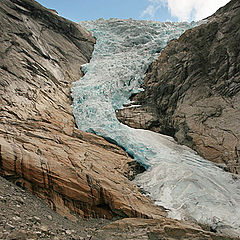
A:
[117,0,240,174]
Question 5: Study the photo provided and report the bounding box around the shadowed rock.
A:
[117,0,240,174]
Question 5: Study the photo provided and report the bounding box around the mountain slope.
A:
[117,0,240,174]
[0,0,165,220]
[1,0,240,238]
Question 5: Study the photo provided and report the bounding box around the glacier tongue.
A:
[72,18,240,234]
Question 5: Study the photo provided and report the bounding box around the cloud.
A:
[141,5,157,18]
[142,0,231,21]
[141,2,165,18]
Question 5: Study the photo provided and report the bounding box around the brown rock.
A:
[116,106,159,131]
[6,230,37,240]
[0,0,165,219]
[103,218,238,240]
[116,0,240,174]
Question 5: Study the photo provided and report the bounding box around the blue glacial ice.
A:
[72,18,240,235]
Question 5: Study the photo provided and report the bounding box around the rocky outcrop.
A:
[116,105,159,131]
[103,218,239,240]
[117,0,240,174]
[0,0,166,220]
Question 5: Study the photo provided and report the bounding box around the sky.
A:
[36,0,231,22]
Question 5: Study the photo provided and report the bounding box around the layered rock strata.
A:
[0,0,166,219]
[103,218,240,240]
[117,0,240,174]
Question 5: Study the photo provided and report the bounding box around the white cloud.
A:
[141,5,157,18]
[142,0,231,21]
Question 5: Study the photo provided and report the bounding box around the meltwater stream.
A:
[72,19,240,235]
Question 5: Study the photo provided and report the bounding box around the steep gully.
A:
[72,11,240,237]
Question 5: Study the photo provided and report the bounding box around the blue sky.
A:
[36,0,231,22]
[37,0,177,22]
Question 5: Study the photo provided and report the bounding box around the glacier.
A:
[72,18,240,235]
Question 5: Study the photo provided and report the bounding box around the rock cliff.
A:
[117,0,240,174]
[0,0,166,220]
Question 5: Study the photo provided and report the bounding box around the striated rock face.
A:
[117,0,240,174]
[0,0,166,220]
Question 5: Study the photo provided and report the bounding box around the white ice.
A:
[72,18,240,235]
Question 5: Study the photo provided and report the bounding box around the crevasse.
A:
[71,18,240,235]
